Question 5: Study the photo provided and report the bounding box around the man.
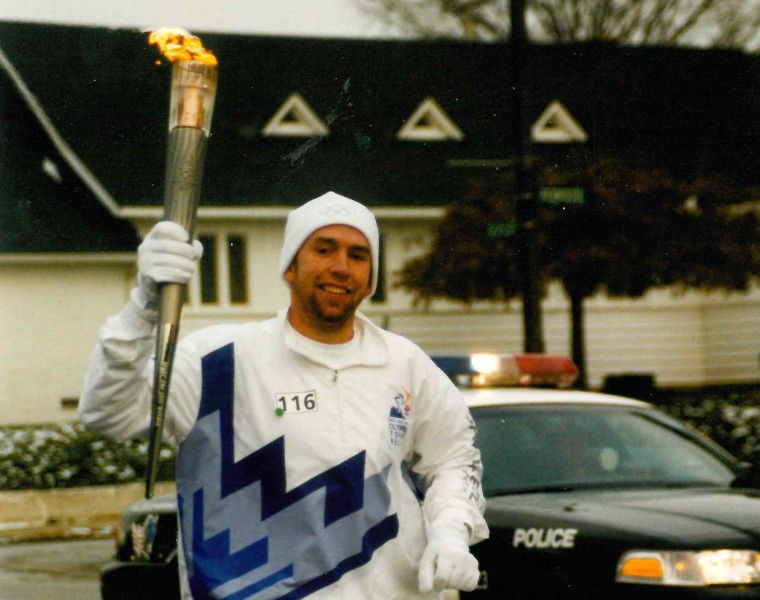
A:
[80,191,488,599]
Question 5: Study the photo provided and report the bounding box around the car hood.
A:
[485,486,760,546]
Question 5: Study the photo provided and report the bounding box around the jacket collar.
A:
[279,309,388,370]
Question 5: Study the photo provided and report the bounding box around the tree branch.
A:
[356,0,758,49]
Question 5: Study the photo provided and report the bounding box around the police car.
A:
[438,353,760,599]
[100,354,760,599]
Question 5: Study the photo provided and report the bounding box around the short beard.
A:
[307,294,358,327]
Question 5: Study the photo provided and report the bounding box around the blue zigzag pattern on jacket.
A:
[177,343,399,599]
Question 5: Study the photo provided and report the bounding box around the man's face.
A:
[284,224,372,338]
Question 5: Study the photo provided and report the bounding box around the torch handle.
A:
[145,126,208,499]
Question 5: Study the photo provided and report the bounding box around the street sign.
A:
[539,187,585,205]
[487,220,517,238]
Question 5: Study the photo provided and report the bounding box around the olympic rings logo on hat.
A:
[318,204,357,218]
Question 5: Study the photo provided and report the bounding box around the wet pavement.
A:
[0,538,112,599]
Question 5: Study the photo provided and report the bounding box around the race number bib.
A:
[274,390,318,415]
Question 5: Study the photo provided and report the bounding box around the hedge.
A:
[0,387,758,490]
[0,421,175,490]
[660,386,760,462]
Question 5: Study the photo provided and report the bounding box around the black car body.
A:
[462,386,760,600]
[100,355,760,599]
[100,494,180,600]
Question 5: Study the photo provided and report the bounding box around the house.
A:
[1,21,759,424]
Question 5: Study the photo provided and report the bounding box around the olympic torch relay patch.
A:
[388,387,412,447]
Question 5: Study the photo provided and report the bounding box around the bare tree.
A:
[356,0,760,51]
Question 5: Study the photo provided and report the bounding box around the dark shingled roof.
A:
[1,21,759,225]
[0,27,140,253]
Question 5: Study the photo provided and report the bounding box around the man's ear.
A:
[283,260,296,285]
[360,279,372,301]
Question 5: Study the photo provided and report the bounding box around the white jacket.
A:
[80,296,488,599]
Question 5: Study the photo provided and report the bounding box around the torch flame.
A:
[148,28,217,66]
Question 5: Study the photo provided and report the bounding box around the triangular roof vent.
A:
[397,97,464,141]
[262,92,330,137]
[530,100,588,143]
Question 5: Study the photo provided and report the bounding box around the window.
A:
[192,231,250,307]
[397,97,464,142]
[530,100,588,144]
[199,234,218,304]
[60,397,79,410]
[228,235,248,304]
[262,92,330,138]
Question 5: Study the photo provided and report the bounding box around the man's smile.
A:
[319,283,352,295]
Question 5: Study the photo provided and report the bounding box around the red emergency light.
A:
[511,354,580,387]
[433,353,579,388]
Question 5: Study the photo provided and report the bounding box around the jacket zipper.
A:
[333,368,346,443]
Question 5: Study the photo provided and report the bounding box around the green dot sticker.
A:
[275,408,285,417]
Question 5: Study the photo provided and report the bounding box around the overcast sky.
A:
[0,0,400,37]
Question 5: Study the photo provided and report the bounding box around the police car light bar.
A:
[433,353,579,388]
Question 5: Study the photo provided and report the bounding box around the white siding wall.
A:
[0,259,133,425]
[374,287,760,388]
[703,295,760,384]
[3,215,759,425]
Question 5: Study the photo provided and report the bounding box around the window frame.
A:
[187,229,252,311]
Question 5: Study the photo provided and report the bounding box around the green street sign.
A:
[539,187,585,205]
[487,220,517,238]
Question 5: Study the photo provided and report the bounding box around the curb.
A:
[0,481,175,543]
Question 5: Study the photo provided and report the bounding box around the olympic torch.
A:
[145,29,218,499]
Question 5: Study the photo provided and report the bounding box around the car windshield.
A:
[471,405,736,496]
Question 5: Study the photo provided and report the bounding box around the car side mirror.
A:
[733,447,760,489]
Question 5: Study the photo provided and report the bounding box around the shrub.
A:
[1,386,758,490]
[658,386,760,462]
[0,421,175,490]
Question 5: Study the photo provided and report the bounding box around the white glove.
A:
[134,221,203,309]
[418,521,480,594]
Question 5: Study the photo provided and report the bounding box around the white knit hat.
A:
[279,191,379,294]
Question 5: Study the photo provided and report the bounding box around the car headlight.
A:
[616,550,760,586]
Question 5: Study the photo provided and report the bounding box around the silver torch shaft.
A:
[146,58,218,499]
